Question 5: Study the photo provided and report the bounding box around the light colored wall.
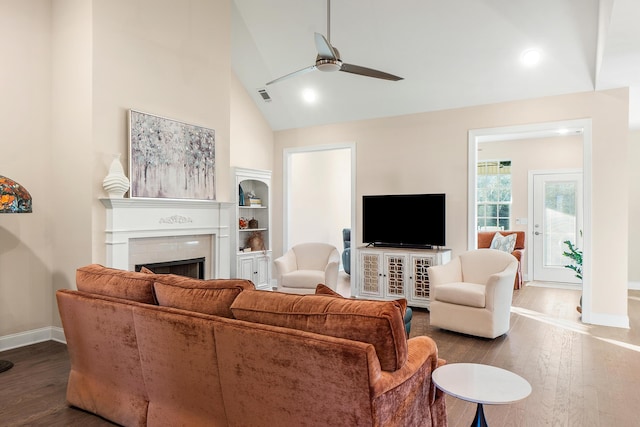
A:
[479,135,583,279]
[90,0,232,271]
[273,89,630,325]
[0,0,53,337]
[50,0,94,329]
[288,148,351,255]
[230,72,273,171]
[630,130,640,287]
[2,0,234,338]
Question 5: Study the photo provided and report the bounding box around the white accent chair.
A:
[274,243,341,294]
[427,249,518,339]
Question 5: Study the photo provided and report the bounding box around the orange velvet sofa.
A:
[57,264,447,427]
[477,231,526,289]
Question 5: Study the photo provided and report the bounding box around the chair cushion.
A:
[490,232,517,253]
[76,264,157,304]
[435,282,486,308]
[153,278,255,318]
[280,270,324,288]
[230,290,408,372]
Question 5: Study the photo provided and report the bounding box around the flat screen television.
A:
[362,193,445,248]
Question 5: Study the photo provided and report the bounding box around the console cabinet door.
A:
[383,253,407,299]
[358,250,383,297]
[407,254,435,307]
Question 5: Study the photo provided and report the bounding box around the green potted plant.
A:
[562,232,583,313]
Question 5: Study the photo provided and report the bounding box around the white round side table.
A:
[432,363,531,427]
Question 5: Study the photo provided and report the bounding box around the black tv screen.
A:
[362,193,446,248]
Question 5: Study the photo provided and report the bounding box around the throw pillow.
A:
[154,279,255,318]
[314,284,409,318]
[490,232,517,253]
[76,264,157,304]
[231,290,408,372]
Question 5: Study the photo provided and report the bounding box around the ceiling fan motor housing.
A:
[316,58,343,72]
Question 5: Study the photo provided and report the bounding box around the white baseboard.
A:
[585,312,630,329]
[0,326,66,352]
[629,281,640,290]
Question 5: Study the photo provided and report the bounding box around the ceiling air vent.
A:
[257,88,272,102]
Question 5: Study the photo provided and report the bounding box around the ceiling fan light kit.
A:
[266,0,403,86]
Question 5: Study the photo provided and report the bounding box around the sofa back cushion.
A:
[76,264,157,304]
[153,278,255,318]
[230,290,408,371]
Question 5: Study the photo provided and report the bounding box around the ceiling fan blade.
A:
[314,32,338,60]
[266,65,317,86]
[340,63,403,81]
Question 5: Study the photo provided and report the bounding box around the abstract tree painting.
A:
[129,110,215,200]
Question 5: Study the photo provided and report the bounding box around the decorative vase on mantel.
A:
[102,154,130,198]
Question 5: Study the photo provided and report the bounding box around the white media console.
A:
[355,246,452,309]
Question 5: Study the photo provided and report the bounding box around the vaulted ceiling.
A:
[232,0,640,131]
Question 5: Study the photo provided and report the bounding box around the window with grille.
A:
[477,160,512,230]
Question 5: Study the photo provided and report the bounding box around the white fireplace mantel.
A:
[101,198,234,278]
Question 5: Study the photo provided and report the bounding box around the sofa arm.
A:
[484,261,518,310]
[370,336,447,427]
[273,250,297,280]
[323,249,341,290]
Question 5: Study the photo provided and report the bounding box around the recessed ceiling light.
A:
[302,88,317,103]
[520,49,541,67]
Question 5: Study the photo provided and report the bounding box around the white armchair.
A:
[274,243,340,294]
[427,249,518,339]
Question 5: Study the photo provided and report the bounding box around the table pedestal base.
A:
[471,403,488,427]
[0,360,14,373]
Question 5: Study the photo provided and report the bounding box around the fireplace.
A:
[136,257,205,279]
[101,198,233,279]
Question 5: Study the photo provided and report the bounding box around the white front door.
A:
[531,171,582,283]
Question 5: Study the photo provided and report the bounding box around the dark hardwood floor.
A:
[1,284,638,426]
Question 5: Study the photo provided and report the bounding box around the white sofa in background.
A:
[274,242,340,294]
[427,249,518,339]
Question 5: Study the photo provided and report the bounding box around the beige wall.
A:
[230,72,274,171]
[288,148,351,253]
[274,89,630,325]
[479,135,583,279]
[1,0,235,339]
[630,130,640,287]
[0,0,53,336]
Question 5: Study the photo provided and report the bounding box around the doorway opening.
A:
[468,119,592,322]
[283,143,356,295]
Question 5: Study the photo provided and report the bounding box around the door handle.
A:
[534,231,541,235]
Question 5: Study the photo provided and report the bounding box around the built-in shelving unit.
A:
[231,168,272,290]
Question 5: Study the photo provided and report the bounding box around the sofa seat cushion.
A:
[435,282,486,308]
[154,279,255,318]
[76,264,157,304]
[280,270,324,289]
[230,290,408,372]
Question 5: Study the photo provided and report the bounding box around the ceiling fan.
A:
[266,0,403,86]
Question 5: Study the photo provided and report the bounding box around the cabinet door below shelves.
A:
[238,256,255,282]
[237,253,271,290]
[254,254,271,289]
